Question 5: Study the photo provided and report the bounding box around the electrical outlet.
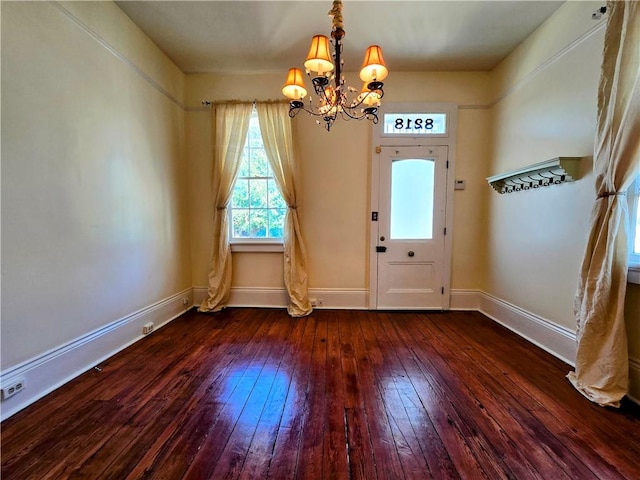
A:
[310,298,318,307]
[1,378,25,400]
[182,297,189,306]
[317,298,324,307]
[142,322,154,335]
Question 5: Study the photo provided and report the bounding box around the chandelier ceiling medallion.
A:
[281,0,388,131]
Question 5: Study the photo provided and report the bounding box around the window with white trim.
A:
[628,174,640,284]
[229,108,286,245]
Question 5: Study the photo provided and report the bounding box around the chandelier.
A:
[281,0,388,131]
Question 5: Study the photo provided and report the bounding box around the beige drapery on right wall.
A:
[568,0,639,408]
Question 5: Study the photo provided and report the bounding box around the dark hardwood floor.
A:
[2,308,639,479]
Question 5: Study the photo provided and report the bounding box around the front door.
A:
[375,145,449,309]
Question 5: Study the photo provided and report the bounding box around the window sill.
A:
[629,265,640,285]
[230,241,284,253]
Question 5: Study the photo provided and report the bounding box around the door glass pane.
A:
[390,159,434,239]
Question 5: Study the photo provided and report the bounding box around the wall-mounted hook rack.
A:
[487,157,582,194]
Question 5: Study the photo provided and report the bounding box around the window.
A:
[390,159,435,239]
[628,174,640,284]
[229,108,286,251]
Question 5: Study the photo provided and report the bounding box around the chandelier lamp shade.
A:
[281,0,388,131]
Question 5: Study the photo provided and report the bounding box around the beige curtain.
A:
[256,102,313,317]
[568,1,640,407]
[199,103,254,312]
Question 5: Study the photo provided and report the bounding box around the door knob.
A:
[380,236,385,241]
[408,251,415,257]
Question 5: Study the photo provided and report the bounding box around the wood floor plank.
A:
[338,312,378,480]
[322,312,350,480]
[353,310,411,480]
[294,312,328,480]
[238,316,306,480]
[180,310,282,480]
[2,308,639,480]
[375,312,508,480]
[266,316,317,480]
[0,312,218,462]
[206,312,296,480]
[436,311,640,479]
[392,312,561,480]
[365,314,436,480]
[65,310,262,480]
[419,311,602,480]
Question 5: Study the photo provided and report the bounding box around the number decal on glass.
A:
[392,118,435,130]
[383,113,447,135]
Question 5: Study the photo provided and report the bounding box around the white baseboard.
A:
[193,287,478,312]
[231,287,289,307]
[0,288,193,421]
[478,291,577,366]
[193,286,369,310]
[193,286,287,308]
[450,289,481,310]
[308,288,369,309]
[193,286,208,306]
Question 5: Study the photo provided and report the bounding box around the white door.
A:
[375,146,449,309]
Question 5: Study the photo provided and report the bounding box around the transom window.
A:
[229,108,286,241]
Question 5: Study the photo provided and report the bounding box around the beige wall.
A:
[1,2,191,369]
[485,1,603,329]
[485,0,639,366]
[625,284,640,364]
[186,72,492,293]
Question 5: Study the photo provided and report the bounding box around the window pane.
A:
[390,159,434,239]
[250,148,269,177]
[250,209,267,237]
[634,193,640,254]
[231,179,249,208]
[249,179,268,208]
[232,209,250,238]
[269,208,286,238]
[248,115,262,147]
[238,151,250,177]
[268,179,286,208]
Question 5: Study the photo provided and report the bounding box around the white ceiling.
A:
[115,0,566,74]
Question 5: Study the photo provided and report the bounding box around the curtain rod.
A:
[201,99,289,108]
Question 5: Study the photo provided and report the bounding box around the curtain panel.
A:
[256,103,313,317]
[199,103,253,312]
[568,0,640,407]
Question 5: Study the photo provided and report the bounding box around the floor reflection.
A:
[220,361,296,429]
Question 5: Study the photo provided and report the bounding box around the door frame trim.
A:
[369,103,458,310]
